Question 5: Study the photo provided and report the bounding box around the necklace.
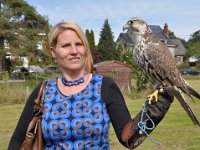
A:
[61,75,84,86]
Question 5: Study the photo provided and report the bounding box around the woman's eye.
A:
[76,42,83,47]
[62,44,70,48]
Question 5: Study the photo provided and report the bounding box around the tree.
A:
[90,48,101,64]
[85,29,95,49]
[185,30,200,60]
[89,30,95,49]
[188,30,200,43]
[185,42,200,59]
[97,19,116,61]
[115,43,123,61]
[168,30,177,39]
[0,0,51,68]
[85,29,99,63]
[85,29,89,40]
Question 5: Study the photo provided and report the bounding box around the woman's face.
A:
[51,29,86,73]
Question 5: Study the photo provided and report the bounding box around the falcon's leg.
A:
[147,88,164,104]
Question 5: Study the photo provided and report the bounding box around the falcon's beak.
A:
[122,23,129,31]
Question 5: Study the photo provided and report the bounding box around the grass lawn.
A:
[1,79,200,149]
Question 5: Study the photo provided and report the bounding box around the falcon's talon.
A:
[147,90,159,104]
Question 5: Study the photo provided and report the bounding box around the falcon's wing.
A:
[145,40,200,125]
[144,39,187,92]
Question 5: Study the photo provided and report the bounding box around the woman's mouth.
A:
[68,57,80,62]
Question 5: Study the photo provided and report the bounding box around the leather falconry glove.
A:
[122,85,174,149]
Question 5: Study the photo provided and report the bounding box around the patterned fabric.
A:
[41,74,110,150]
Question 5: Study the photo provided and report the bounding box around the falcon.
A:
[123,17,200,126]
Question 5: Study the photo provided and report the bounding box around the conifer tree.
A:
[85,29,90,40]
[90,30,95,49]
[97,19,116,61]
[85,29,95,49]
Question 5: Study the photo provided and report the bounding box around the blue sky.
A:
[26,0,200,44]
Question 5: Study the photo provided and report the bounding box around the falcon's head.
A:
[123,17,150,34]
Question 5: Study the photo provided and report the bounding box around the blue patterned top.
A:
[41,74,111,150]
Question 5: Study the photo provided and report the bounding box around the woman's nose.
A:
[70,45,78,54]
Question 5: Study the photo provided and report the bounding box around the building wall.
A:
[168,47,175,58]
[95,61,132,92]
[175,56,184,65]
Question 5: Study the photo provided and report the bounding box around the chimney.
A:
[163,23,169,37]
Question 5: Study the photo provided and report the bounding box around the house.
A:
[116,23,186,64]
[171,39,186,65]
[94,60,132,92]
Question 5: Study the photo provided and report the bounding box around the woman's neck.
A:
[62,70,86,81]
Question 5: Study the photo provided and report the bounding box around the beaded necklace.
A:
[61,75,84,86]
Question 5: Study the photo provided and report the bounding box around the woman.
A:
[8,21,173,149]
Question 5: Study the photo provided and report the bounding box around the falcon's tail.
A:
[174,86,200,126]
[184,80,200,100]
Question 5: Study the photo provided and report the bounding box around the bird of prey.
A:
[123,17,200,126]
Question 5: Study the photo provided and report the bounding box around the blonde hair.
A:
[48,21,93,73]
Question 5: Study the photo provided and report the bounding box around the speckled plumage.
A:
[123,17,200,126]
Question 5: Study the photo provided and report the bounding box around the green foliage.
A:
[90,30,95,48]
[168,30,177,39]
[117,43,148,91]
[1,71,9,81]
[90,48,101,63]
[184,30,200,60]
[188,30,200,43]
[185,41,200,59]
[0,80,37,104]
[179,38,187,48]
[177,62,190,70]
[195,62,200,70]
[97,19,116,61]
[132,67,149,91]
[0,0,50,68]
[121,49,134,66]
[85,29,95,49]
[115,43,123,61]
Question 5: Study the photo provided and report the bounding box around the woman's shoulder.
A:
[93,73,115,85]
[46,78,57,86]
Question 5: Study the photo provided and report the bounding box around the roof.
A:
[94,60,132,69]
[148,25,175,46]
[171,39,186,56]
[116,25,176,46]
[116,33,133,44]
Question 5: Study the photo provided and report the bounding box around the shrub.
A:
[0,80,38,104]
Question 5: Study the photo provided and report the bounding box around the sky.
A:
[26,0,200,44]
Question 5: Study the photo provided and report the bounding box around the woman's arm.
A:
[102,77,174,149]
[8,82,43,150]
[101,77,132,147]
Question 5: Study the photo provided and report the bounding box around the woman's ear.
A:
[50,47,56,58]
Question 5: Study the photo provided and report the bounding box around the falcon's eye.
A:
[129,20,133,25]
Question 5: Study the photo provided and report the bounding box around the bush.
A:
[0,80,38,104]
[177,62,190,70]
